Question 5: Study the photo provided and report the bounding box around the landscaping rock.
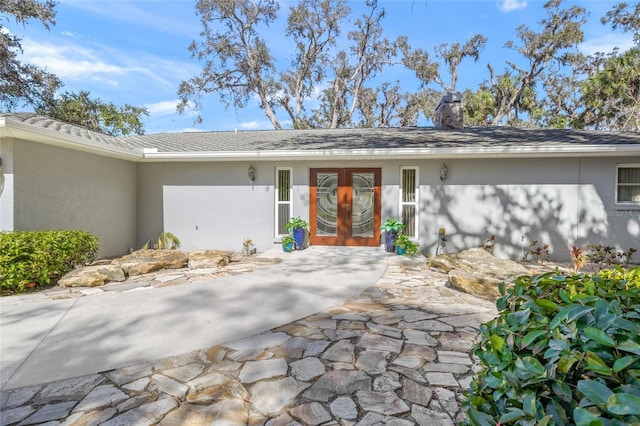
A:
[112,249,188,276]
[58,265,125,287]
[448,269,503,300]
[431,248,529,300]
[187,250,232,269]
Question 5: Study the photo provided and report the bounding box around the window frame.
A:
[399,166,419,238]
[275,167,293,237]
[615,163,640,208]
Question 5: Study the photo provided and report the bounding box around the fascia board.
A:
[142,144,640,162]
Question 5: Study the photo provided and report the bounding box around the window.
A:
[400,167,419,237]
[275,168,292,236]
[616,164,640,205]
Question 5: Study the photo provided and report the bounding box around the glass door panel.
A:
[316,172,338,236]
[351,172,375,237]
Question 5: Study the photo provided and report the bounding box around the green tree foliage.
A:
[602,1,640,45]
[538,52,588,128]
[314,0,402,128]
[400,33,488,124]
[434,35,488,92]
[0,0,61,111]
[178,0,282,128]
[181,0,413,129]
[179,0,639,132]
[462,88,495,126]
[490,0,587,126]
[1,1,148,134]
[577,2,640,132]
[279,0,349,129]
[580,48,640,132]
[38,91,149,136]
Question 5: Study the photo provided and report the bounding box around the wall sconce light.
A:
[248,165,256,189]
[439,163,448,182]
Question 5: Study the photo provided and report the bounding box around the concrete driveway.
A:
[0,246,389,390]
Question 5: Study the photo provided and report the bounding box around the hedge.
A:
[0,230,99,293]
[463,267,640,426]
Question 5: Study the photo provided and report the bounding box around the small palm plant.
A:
[142,231,181,250]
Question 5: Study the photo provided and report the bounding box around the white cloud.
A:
[62,1,197,39]
[19,37,194,91]
[145,100,180,116]
[23,38,138,80]
[240,121,262,129]
[165,127,206,133]
[579,34,636,56]
[60,31,81,38]
[497,0,527,12]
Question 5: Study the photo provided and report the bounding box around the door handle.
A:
[346,203,350,218]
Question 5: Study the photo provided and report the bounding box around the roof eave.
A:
[141,144,640,162]
[0,118,144,161]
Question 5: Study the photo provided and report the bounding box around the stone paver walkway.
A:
[1,256,497,426]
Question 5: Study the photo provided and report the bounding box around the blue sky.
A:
[7,0,635,134]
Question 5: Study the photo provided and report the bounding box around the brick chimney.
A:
[433,91,463,130]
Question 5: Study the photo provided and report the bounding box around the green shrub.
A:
[0,230,99,293]
[463,267,640,426]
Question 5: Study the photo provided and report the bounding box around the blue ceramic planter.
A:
[282,242,294,252]
[293,228,305,250]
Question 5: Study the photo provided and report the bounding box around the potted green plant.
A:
[281,235,295,253]
[395,234,419,255]
[285,217,309,250]
[380,219,405,253]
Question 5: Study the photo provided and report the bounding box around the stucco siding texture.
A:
[416,157,639,261]
[0,138,14,231]
[138,158,639,261]
[13,140,137,257]
[137,162,281,252]
[5,113,638,262]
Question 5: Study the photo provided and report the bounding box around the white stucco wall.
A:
[138,161,384,252]
[408,157,640,261]
[0,138,14,231]
[138,156,639,261]
[137,162,285,252]
[12,140,137,257]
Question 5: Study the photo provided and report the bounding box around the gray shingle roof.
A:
[122,126,640,153]
[3,113,138,151]
[4,113,640,155]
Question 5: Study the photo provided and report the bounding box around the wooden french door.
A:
[309,168,381,246]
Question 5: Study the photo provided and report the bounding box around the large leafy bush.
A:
[464,268,640,426]
[0,230,99,293]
